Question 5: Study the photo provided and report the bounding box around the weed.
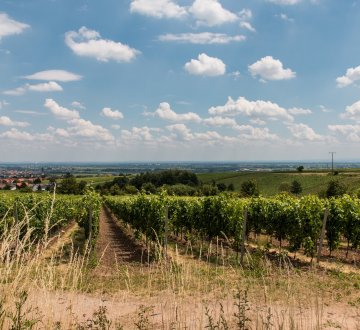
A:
[134,305,154,330]
[7,291,41,330]
[233,288,251,330]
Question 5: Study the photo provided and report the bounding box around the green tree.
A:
[241,180,259,197]
[290,180,302,194]
[326,180,346,198]
[216,183,227,192]
[227,183,235,191]
[296,166,304,172]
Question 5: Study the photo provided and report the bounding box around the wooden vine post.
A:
[164,205,169,261]
[317,207,329,264]
[240,209,248,265]
[88,205,93,241]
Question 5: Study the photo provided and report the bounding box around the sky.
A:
[0,0,360,162]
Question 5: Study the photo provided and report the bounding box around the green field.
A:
[198,171,360,196]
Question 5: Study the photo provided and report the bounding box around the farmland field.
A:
[0,191,359,329]
[198,170,360,196]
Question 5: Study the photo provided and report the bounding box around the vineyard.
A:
[0,191,359,328]
[104,193,360,261]
[0,190,101,245]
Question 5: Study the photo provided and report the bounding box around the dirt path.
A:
[40,221,79,260]
[94,207,144,273]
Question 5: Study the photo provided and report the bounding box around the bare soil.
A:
[94,207,144,274]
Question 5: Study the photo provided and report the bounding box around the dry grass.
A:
[0,207,359,329]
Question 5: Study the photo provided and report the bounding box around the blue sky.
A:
[0,0,360,162]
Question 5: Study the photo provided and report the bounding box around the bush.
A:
[290,180,302,194]
[326,180,346,198]
[240,180,259,197]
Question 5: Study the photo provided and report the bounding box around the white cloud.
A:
[287,123,325,141]
[250,118,267,125]
[184,53,226,77]
[28,81,63,92]
[44,98,80,120]
[233,124,278,141]
[4,82,63,95]
[24,70,82,82]
[0,13,29,39]
[0,128,52,142]
[288,107,312,115]
[121,126,159,142]
[279,13,294,22]
[0,129,34,141]
[268,0,302,4]
[71,101,85,109]
[0,116,29,127]
[101,107,124,120]
[239,22,256,32]
[328,124,360,142]
[158,32,245,44]
[166,123,194,141]
[340,100,360,121]
[336,65,360,88]
[3,87,26,96]
[153,102,202,122]
[65,26,140,62]
[249,56,296,81]
[208,96,294,122]
[67,118,114,142]
[189,0,238,26]
[130,0,187,19]
[203,116,237,126]
[111,124,121,130]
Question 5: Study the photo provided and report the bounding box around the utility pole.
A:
[329,152,336,174]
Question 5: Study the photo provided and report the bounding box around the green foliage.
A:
[105,193,360,258]
[326,180,346,197]
[290,180,302,194]
[240,180,259,197]
[297,166,304,172]
[57,174,87,195]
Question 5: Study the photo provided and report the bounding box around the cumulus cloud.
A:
[44,98,80,120]
[288,107,312,115]
[130,0,187,19]
[0,13,29,39]
[121,126,159,142]
[152,102,202,122]
[158,32,245,44]
[208,96,294,122]
[4,82,63,95]
[189,0,238,26]
[44,99,114,143]
[203,116,237,126]
[65,26,140,62]
[71,101,85,109]
[0,129,35,141]
[287,123,325,141]
[336,65,360,88]
[24,70,82,82]
[249,56,296,81]
[101,107,124,120]
[233,125,278,141]
[166,123,194,141]
[340,100,360,121]
[328,124,360,142]
[0,116,29,127]
[67,118,114,142]
[184,53,226,77]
